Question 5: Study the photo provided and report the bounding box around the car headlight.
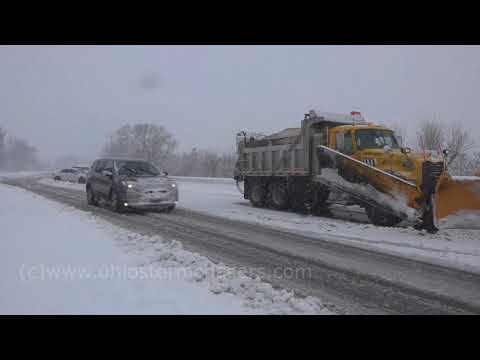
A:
[121,181,135,189]
[171,183,176,188]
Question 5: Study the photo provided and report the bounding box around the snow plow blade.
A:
[316,146,422,224]
[434,175,480,229]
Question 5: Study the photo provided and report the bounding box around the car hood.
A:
[121,176,174,190]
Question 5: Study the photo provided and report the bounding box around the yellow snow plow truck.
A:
[233,110,480,232]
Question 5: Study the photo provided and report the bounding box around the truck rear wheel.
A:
[269,182,290,210]
[287,179,311,213]
[250,183,266,208]
[311,186,330,215]
[365,206,402,227]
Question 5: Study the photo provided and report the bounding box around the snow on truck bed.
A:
[0,183,329,315]
[37,176,480,274]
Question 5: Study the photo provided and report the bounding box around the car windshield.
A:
[356,129,400,150]
[115,160,161,177]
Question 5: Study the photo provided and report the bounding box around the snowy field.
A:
[0,171,48,180]
[37,176,480,274]
[0,182,330,315]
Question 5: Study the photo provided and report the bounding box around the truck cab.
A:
[327,123,445,188]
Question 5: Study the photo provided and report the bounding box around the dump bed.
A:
[236,110,367,176]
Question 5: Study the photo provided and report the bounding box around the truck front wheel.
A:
[365,206,402,227]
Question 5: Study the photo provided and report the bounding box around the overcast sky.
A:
[1,45,479,163]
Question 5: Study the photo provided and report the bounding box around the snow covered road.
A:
[38,176,480,274]
[4,175,480,314]
[0,182,330,315]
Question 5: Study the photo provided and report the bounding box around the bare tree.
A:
[0,126,6,170]
[6,136,39,171]
[450,152,480,176]
[163,148,237,178]
[102,123,177,168]
[204,152,221,177]
[416,118,445,151]
[445,124,475,165]
[415,116,477,174]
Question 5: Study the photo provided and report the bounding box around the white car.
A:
[53,168,87,184]
[72,166,90,174]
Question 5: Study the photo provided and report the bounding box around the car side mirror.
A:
[102,170,113,177]
[401,147,412,154]
[164,171,169,177]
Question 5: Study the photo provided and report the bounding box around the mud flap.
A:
[433,174,480,229]
[236,178,245,194]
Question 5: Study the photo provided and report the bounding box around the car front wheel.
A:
[165,205,176,213]
[86,187,98,206]
[110,190,124,213]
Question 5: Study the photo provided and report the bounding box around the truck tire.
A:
[311,186,330,215]
[250,183,266,208]
[365,206,402,227]
[289,180,312,213]
[269,181,290,210]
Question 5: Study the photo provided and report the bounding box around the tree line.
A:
[0,125,43,172]
[410,118,478,176]
[3,117,478,177]
[100,123,236,178]
[101,120,479,178]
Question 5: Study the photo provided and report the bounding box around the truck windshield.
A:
[356,129,400,150]
[115,161,161,177]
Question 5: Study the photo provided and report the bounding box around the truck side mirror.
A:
[102,170,113,177]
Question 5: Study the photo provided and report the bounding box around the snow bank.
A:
[32,176,480,274]
[38,177,86,191]
[439,210,480,230]
[0,183,332,315]
[452,176,480,182]
[0,171,47,180]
